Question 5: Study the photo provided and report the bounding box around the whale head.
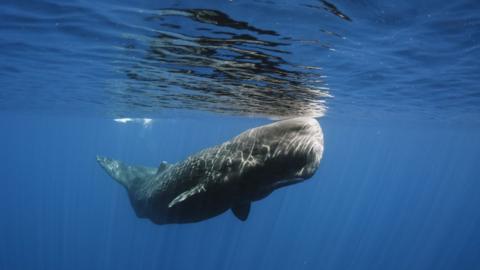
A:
[236,117,324,198]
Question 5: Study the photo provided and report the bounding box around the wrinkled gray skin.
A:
[97,117,324,224]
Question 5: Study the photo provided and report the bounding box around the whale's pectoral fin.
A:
[168,184,206,208]
[232,203,251,221]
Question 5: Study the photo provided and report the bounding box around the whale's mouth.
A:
[270,178,306,190]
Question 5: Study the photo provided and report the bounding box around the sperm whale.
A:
[97,117,324,224]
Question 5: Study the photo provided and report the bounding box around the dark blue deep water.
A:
[1,0,480,269]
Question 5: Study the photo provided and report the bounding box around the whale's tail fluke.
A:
[97,156,161,219]
[96,156,157,189]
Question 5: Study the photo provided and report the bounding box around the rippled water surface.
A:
[2,0,479,122]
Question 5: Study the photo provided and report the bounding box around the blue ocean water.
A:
[1,0,480,269]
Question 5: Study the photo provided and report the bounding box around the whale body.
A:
[97,117,324,224]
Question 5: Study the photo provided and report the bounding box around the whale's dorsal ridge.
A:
[168,183,206,208]
[157,161,170,174]
[232,203,251,221]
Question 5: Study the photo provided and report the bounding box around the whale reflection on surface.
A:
[112,7,343,118]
